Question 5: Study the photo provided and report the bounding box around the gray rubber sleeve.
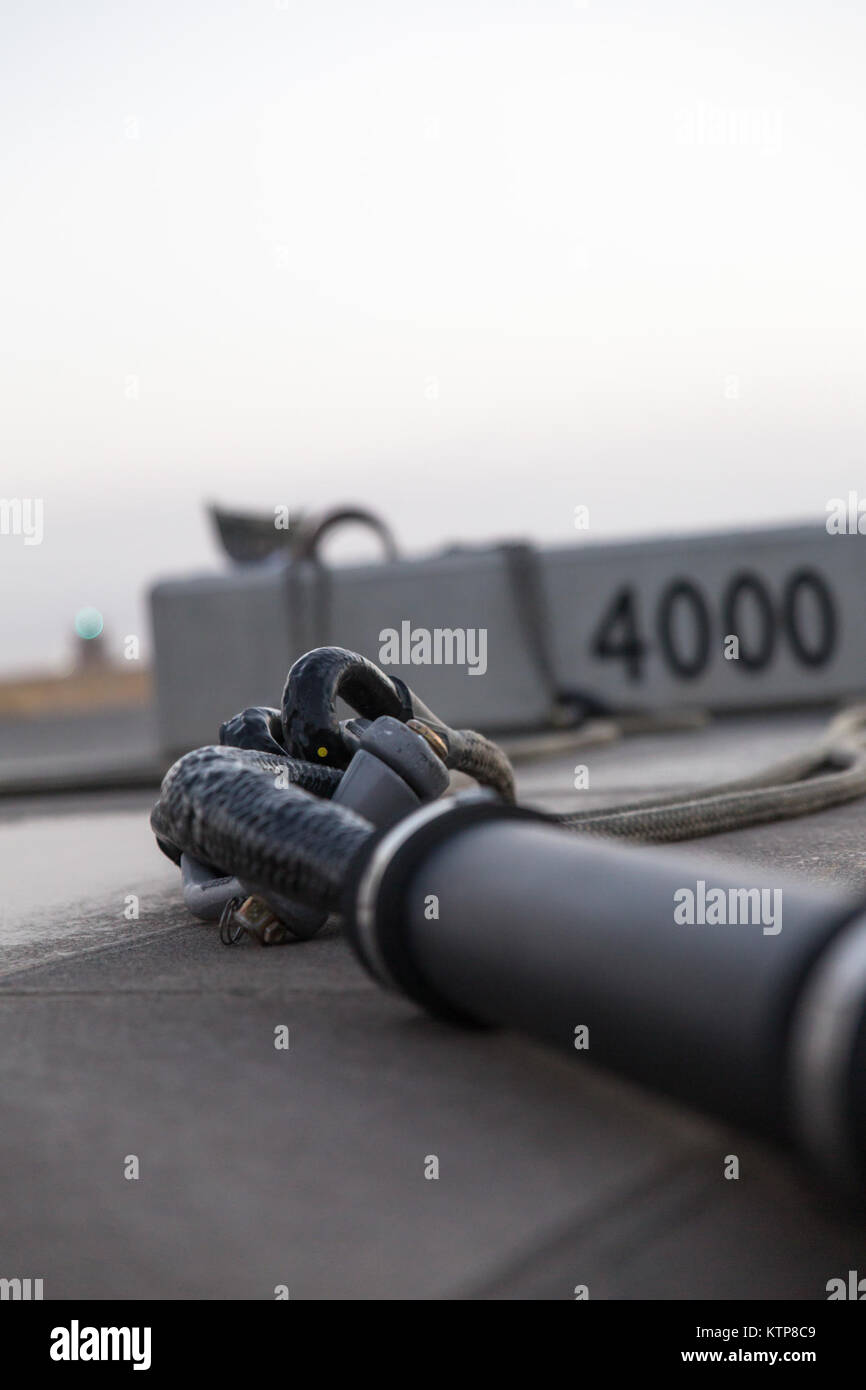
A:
[349,803,865,1176]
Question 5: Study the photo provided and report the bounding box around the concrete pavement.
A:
[2,711,865,1299]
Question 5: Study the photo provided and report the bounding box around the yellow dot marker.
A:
[317,746,328,758]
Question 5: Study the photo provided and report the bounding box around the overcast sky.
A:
[2,0,865,674]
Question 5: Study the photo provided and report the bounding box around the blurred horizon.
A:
[2,0,865,675]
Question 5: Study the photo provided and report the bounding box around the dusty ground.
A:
[1,709,864,1299]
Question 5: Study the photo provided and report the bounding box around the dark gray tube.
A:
[346,797,866,1185]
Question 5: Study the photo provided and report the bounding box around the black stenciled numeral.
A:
[590,586,647,681]
[722,572,776,671]
[656,579,711,679]
[782,568,837,667]
[591,568,837,683]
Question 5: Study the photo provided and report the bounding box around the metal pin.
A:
[219,897,246,945]
[220,894,290,946]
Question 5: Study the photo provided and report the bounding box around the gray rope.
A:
[556,706,866,842]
